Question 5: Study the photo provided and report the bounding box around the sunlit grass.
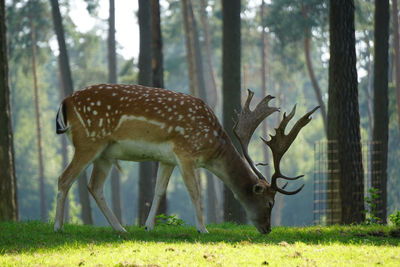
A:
[0,221,399,266]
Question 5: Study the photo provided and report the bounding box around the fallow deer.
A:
[55,84,318,234]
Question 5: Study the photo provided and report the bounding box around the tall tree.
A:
[151,0,166,216]
[28,3,46,221]
[392,0,400,138]
[107,0,123,224]
[49,0,93,224]
[222,0,247,224]
[0,0,18,221]
[57,62,69,221]
[372,0,389,223]
[137,0,155,226]
[182,0,216,224]
[302,3,327,133]
[327,0,364,224]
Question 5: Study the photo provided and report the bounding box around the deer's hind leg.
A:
[88,157,126,233]
[54,147,101,232]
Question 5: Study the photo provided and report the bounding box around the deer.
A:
[54,83,318,234]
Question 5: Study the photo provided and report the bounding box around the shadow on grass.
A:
[0,221,399,253]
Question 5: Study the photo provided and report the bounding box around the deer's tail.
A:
[56,100,69,134]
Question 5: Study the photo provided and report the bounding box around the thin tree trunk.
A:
[151,0,165,216]
[364,31,374,134]
[199,0,222,223]
[302,5,327,134]
[260,0,271,180]
[182,0,209,224]
[77,173,93,224]
[57,60,69,222]
[222,0,247,224]
[392,0,400,139]
[50,0,93,224]
[110,167,122,222]
[372,0,389,223]
[137,0,155,226]
[0,0,18,221]
[199,0,218,108]
[29,11,46,221]
[182,0,198,97]
[107,0,123,224]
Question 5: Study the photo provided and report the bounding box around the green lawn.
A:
[1,221,399,266]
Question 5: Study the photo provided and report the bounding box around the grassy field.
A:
[0,221,399,266]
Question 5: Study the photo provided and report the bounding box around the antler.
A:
[261,105,320,195]
[233,89,279,180]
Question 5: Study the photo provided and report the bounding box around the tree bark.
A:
[327,0,364,224]
[50,0,93,224]
[393,0,400,137]
[222,0,247,224]
[137,0,155,226]
[151,0,166,216]
[0,0,18,221]
[29,10,46,221]
[372,0,389,223]
[107,0,123,224]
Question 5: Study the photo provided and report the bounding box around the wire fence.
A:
[313,140,383,225]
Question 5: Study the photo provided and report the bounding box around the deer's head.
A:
[233,90,319,233]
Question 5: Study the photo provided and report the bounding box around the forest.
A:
[0,0,399,230]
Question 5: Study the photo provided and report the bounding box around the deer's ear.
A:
[253,183,265,195]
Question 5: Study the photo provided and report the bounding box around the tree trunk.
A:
[151,0,166,216]
[327,0,364,224]
[182,0,199,97]
[393,0,400,137]
[302,5,327,134]
[199,0,222,223]
[29,11,46,221]
[107,0,123,224]
[372,0,389,223]
[50,0,93,224]
[363,31,374,134]
[199,0,218,108]
[137,0,155,226]
[77,172,93,224]
[222,0,247,224]
[260,0,271,180]
[57,60,69,222]
[110,167,122,222]
[0,0,18,221]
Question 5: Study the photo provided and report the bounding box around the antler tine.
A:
[262,105,319,195]
[233,89,279,180]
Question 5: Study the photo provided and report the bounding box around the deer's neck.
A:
[205,140,257,202]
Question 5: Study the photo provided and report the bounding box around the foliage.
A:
[362,187,381,225]
[0,221,399,266]
[389,211,400,227]
[155,213,186,227]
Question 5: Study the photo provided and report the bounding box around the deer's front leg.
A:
[145,163,174,231]
[178,160,208,234]
[88,158,126,233]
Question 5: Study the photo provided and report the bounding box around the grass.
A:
[0,221,399,266]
